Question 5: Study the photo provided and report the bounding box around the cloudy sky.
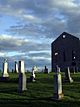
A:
[0,0,80,71]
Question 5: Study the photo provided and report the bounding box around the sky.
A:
[0,0,80,71]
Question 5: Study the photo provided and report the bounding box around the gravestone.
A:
[53,66,64,100]
[18,60,27,93]
[2,59,9,77]
[15,61,18,73]
[18,60,25,74]
[44,66,49,74]
[65,67,73,83]
[72,62,76,74]
[32,67,35,78]
[18,73,27,93]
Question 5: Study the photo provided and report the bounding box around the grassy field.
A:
[0,72,80,106]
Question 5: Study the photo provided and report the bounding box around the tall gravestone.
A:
[32,68,35,78]
[18,60,27,93]
[15,61,18,73]
[2,59,9,77]
[65,67,73,83]
[53,66,64,100]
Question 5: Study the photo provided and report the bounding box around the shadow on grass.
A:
[37,77,53,85]
[0,77,18,83]
[0,97,80,107]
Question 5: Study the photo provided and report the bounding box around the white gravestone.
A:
[3,59,9,77]
[65,67,73,83]
[32,67,35,78]
[32,67,36,82]
[15,61,18,73]
[18,60,27,92]
[53,66,64,100]
[30,67,36,82]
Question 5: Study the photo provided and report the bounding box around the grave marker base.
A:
[53,93,64,100]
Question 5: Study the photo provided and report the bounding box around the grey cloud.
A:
[29,52,50,58]
[0,35,50,53]
[0,36,28,52]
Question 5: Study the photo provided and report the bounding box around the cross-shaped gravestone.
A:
[2,59,9,77]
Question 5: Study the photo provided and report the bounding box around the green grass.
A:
[0,72,80,106]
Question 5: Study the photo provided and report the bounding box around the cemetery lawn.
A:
[0,72,80,107]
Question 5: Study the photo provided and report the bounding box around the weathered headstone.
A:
[65,67,73,83]
[53,66,64,100]
[15,61,18,73]
[2,59,9,77]
[30,67,36,82]
[18,60,27,93]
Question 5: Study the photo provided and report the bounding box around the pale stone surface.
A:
[58,73,62,94]
[18,60,27,92]
[32,68,35,78]
[68,67,73,83]
[22,73,27,91]
[53,66,64,100]
[31,68,36,82]
[3,59,9,77]
[29,67,36,82]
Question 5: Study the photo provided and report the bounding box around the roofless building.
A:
[51,32,80,71]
